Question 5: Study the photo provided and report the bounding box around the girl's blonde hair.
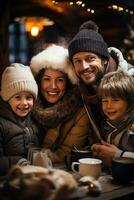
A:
[98,70,134,106]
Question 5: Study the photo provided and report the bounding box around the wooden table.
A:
[0,164,134,200]
[55,163,134,200]
[76,176,134,200]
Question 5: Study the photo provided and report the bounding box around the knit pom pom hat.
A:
[1,63,38,101]
[30,44,78,85]
[68,20,109,61]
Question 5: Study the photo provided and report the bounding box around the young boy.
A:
[0,63,39,176]
[92,71,134,166]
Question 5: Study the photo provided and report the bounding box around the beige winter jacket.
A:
[43,107,90,162]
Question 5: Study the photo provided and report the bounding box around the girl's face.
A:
[41,68,67,104]
[102,96,127,121]
[8,91,34,117]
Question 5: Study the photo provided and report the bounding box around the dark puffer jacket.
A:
[0,97,39,176]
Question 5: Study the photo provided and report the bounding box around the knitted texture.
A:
[1,63,38,101]
[68,20,109,61]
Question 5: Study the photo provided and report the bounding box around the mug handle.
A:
[71,162,79,172]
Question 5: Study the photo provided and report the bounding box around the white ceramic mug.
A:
[71,158,102,179]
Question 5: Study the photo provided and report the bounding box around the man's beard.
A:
[79,68,105,86]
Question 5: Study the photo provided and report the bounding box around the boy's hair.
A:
[98,70,134,106]
[1,63,38,101]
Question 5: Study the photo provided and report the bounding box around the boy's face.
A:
[72,52,107,85]
[102,96,127,121]
[8,91,34,117]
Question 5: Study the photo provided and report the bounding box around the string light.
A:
[76,1,82,6]
[108,4,134,16]
[69,2,74,6]
[51,0,95,15]
[51,1,133,16]
[81,3,85,8]
[52,1,59,4]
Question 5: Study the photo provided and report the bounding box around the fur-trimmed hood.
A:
[30,45,78,85]
[108,47,134,76]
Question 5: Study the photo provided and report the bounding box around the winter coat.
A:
[33,86,90,162]
[105,123,134,157]
[80,48,134,154]
[0,97,39,176]
[43,107,89,161]
[101,106,134,158]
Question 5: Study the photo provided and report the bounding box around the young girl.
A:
[0,63,39,176]
[92,71,134,166]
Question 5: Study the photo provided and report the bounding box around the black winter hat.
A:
[68,20,109,61]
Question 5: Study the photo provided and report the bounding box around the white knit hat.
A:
[30,45,78,85]
[1,63,38,101]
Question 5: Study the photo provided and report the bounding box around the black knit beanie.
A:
[68,20,109,61]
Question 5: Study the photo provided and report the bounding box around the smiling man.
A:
[68,20,134,166]
[68,20,134,136]
[72,52,107,86]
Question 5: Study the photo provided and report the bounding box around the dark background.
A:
[0,0,134,79]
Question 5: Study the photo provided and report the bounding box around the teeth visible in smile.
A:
[89,68,95,72]
[83,69,95,74]
[83,71,90,75]
[83,71,95,77]
[19,108,29,110]
[47,92,58,95]
[108,112,116,115]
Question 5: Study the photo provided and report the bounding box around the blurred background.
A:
[0,0,134,79]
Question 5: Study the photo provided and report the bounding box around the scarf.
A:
[102,106,134,144]
[33,86,82,129]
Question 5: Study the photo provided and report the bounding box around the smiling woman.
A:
[30,44,91,164]
[40,68,67,104]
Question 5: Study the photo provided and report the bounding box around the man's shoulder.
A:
[108,47,134,75]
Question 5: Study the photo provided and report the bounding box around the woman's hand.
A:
[91,141,119,166]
